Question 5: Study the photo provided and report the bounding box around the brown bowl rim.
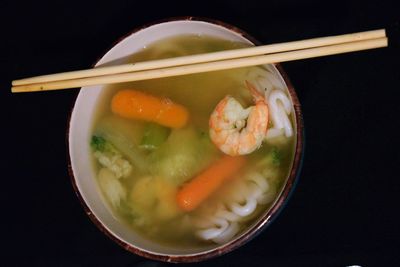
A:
[66,16,304,263]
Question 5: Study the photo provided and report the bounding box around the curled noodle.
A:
[264,65,286,91]
[196,217,229,240]
[211,222,240,244]
[246,68,274,96]
[245,65,293,140]
[195,172,275,244]
[267,90,293,138]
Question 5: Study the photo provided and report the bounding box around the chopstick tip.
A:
[11,86,29,93]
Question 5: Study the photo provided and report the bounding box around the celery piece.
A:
[139,123,170,151]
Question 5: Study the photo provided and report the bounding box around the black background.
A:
[1,0,399,266]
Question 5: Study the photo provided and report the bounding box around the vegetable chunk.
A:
[130,176,181,222]
[111,89,189,128]
[94,116,148,173]
[98,168,126,207]
[176,155,246,211]
[139,123,170,151]
[91,136,132,179]
[149,127,218,186]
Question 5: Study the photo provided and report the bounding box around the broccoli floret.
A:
[91,136,118,153]
[91,135,132,179]
[91,136,106,151]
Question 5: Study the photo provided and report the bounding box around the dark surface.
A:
[1,0,399,266]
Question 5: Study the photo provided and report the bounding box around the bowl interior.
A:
[68,19,296,259]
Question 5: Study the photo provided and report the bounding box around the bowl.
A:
[68,17,304,262]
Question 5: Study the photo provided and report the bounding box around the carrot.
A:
[176,155,246,212]
[111,89,189,128]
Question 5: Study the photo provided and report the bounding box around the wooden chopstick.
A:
[12,29,385,87]
[11,31,387,93]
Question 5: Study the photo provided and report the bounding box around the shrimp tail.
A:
[245,80,265,103]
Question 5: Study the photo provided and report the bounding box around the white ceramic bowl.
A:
[68,17,304,262]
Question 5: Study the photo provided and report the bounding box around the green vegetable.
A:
[257,146,282,168]
[251,147,282,186]
[91,135,132,179]
[91,135,106,151]
[148,127,218,186]
[139,123,170,151]
[271,147,282,166]
[91,135,117,153]
[94,115,148,172]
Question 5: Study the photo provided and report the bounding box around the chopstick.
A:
[12,29,385,86]
[11,29,387,93]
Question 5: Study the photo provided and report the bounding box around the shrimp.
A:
[209,81,269,156]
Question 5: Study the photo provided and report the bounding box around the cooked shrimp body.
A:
[209,81,269,156]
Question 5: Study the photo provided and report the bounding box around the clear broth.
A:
[91,35,295,248]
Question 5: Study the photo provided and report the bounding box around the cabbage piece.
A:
[98,168,126,207]
[148,127,218,186]
[91,136,132,179]
[93,150,132,179]
[94,115,148,173]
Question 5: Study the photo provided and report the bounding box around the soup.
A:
[90,35,295,248]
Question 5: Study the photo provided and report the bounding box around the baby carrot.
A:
[111,89,189,128]
[176,155,246,212]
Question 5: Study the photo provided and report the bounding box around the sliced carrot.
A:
[176,155,246,212]
[111,89,189,128]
